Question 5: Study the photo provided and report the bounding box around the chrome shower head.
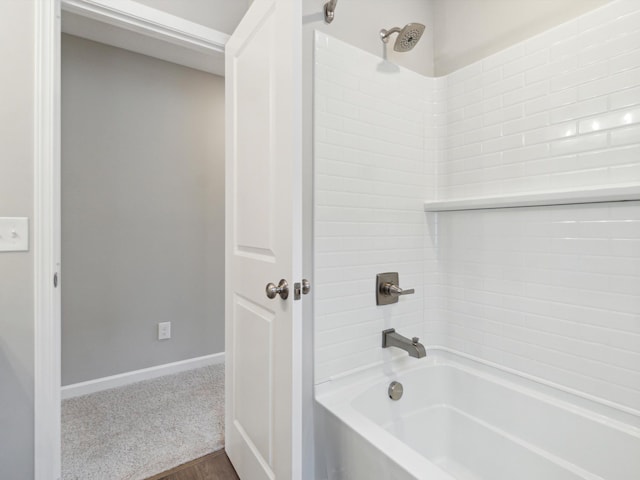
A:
[380,23,426,52]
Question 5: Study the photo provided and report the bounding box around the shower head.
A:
[380,23,426,52]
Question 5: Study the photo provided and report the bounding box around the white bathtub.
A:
[315,349,640,480]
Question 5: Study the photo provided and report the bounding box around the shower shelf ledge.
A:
[423,183,640,212]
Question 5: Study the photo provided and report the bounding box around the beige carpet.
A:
[62,364,224,480]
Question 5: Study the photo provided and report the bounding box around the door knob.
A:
[266,279,289,300]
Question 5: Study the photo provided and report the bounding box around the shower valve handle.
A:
[376,272,413,306]
[380,282,415,297]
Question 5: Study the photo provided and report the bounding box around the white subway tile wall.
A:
[314,32,438,383]
[431,202,640,410]
[440,0,640,199]
[433,1,640,411]
[314,0,640,410]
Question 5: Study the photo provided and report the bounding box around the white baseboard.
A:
[61,352,225,399]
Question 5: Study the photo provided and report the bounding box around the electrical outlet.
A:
[158,322,171,340]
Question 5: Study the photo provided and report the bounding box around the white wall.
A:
[432,0,613,75]
[430,0,640,412]
[314,0,640,413]
[0,1,35,478]
[303,2,435,476]
[313,33,438,383]
[61,34,225,384]
[303,0,435,385]
[439,0,640,199]
[303,0,435,77]
[430,202,640,410]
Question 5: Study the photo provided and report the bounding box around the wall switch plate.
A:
[158,322,171,340]
[0,217,29,252]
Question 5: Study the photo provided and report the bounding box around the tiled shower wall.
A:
[315,0,640,410]
[430,204,640,410]
[439,0,640,199]
[430,0,640,412]
[314,32,438,383]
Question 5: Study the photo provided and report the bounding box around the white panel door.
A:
[225,0,302,479]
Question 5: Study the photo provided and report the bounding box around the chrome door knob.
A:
[266,279,289,300]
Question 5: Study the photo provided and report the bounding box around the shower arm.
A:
[380,27,402,43]
[324,0,338,24]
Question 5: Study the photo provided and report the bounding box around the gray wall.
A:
[61,34,225,385]
[0,1,35,478]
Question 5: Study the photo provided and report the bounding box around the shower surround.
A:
[314,0,640,418]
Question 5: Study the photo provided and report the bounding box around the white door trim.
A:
[60,0,229,75]
[34,0,61,479]
[61,0,229,53]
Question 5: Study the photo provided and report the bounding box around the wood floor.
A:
[147,450,240,480]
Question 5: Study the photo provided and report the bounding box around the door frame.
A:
[33,2,226,478]
[33,1,308,479]
[34,0,61,478]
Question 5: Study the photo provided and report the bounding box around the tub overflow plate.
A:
[388,381,403,401]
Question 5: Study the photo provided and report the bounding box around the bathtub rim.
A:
[316,347,640,432]
[315,347,640,480]
[316,396,457,480]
